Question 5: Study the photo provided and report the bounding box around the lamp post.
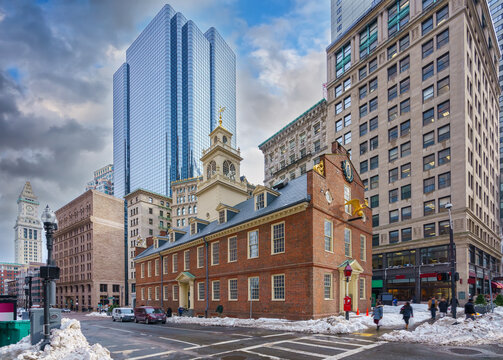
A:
[25,275,33,309]
[344,264,353,320]
[445,203,457,319]
[40,205,60,350]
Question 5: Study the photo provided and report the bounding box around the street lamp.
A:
[445,203,457,319]
[25,275,33,309]
[344,264,353,320]
[40,205,60,350]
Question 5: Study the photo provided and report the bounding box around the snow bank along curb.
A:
[85,311,111,317]
[0,318,112,359]
[380,307,503,345]
[167,305,432,334]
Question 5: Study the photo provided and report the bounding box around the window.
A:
[172,253,178,272]
[359,122,368,136]
[344,95,351,109]
[360,142,368,155]
[424,177,435,193]
[369,117,378,131]
[388,0,409,37]
[389,126,398,141]
[400,99,410,114]
[359,104,368,118]
[197,246,204,268]
[198,282,205,301]
[360,160,368,173]
[400,77,410,94]
[373,235,380,247]
[272,274,285,301]
[388,106,398,122]
[256,193,264,210]
[218,210,225,224]
[148,288,152,300]
[400,56,410,72]
[401,206,411,220]
[163,257,169,274]
[402,228,412,241]
[389,168,398,183]
[422,62,434,81]
[359,278,366,299]
[424,223,436,238]
[344,77,351,90]
[369,97,378,112]
[423,131,434,148]
[369,58,378,73]
[228,237,237,262]
[439,220,450,235]
[212,281,220,301]
[155,286,159,301]
[389,230,399,243]
[389,147,398,162]
[359,85,367,99]
[399,34,410,50]
[359,20,378,59]
[438,148,450,165]
[363,179,369,191]
[314,140,321,152]
[400,120,410,136]
[401,184,411,200]
[228,279,238,300]
[388,64,397,81]
[437,29,449,49]
[211,242,219,265]
[147,261,152,277]
[335,84,342,98]
[370,195,379,208]
[359,66,367,80]
[437,76,449,96]
[370,155,378,170]
[372,214,379,227]
[437,52,449,72]
[389,209,399,223]
[369,78,378,93]
[438,196,451,212]
[336,42,351,77]
[423,108,434,126]
[272,223,285,254]
[344,228,352,257]
[335,119,343,132]
[163,285,169,301]
[370,175,379,189]
[389,188,398,203]
[438,124,450,141]
[437,100,450,119]
[388,85,397,101]
[400,141,411,157]
[344,132,351,145]
[423,154,435,171]
[173,285,179,301]
[370,136,378,150]
[344,185,351,214]
[436,5,449,24]
[424,200,435,215]
[248,230,259,258]
[422,40,433,58]
[324,220,333,252]
[438,172,450,189]
[344,114,351,127]
[422,17,433,35]
[335,102,342,114]
[360,235,366,261]
[249,277,259,300]
[324,274,333,299]
[388,43,397,60]
[423,85,434,102]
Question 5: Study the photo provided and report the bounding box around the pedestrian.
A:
[427,296,438,319]
[392,297,398,306]
[372,301,384,331]
[400,302,414,329]
[438,298,448,318]
[464,298,476,320]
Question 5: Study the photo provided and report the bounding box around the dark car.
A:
[134,306,166,324]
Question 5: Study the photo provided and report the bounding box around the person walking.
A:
[438,298,448,318]
[373,301,384,331]
[464,298,476,320]
[400,302,414,329]
[427,296,438,320]
[392,297,398,306]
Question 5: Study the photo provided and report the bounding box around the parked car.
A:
[134,306,166,324]
[112,307,134,322]
[61,308,71,313]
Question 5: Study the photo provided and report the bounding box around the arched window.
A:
[213,136,218,144]
[223,135,228,144]
[193,205,197,213]
[188,207,192,214]
[207,160,216,179]
[177,208,180,216]
[182,207,186,215]
[223,160,236,180]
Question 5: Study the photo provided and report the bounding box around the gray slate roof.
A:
[135,174,310,260]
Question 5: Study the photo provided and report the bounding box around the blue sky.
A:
[0,0,330,262]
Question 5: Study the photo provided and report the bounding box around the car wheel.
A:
[113,317,115,322]
[162,320,166,324]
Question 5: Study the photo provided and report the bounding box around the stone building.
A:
[124,188,171,306]
[134,122,372,320]
[326,0,502,301]
[8,263,44,308]
[259,100,328,188]
[171,177,201,229]
[53,190,124,311]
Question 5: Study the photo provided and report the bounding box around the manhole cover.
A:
[449,348,483,355]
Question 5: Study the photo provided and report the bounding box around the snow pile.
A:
[380,307,503,345]
[0,318,112,359]
[167,304,432,334]
[85,312,111,318]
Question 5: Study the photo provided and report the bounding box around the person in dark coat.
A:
[372,301,384,331]
[464,298,476,320]
[438,298,448,318]
[400,302,414,329]
[427,297,438,319]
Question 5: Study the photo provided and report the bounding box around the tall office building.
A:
[113,4,236,200]
[327,0,501,301]
[330,0,381,42]
[85,164,114,195]
[14,182,43,264]
[488,0,503,225]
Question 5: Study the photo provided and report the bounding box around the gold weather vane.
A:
[218,106,226,126]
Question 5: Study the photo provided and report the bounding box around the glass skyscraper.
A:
[330,0,382,43]
[113,4,236,199]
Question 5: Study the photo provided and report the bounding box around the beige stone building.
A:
[125,188,171,306]
[171,177,201,229]
[53,190,124,310]
[259,100,328,187]
[324,0,502,302]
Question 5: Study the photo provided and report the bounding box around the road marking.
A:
[316,335,375,343]
[185,337,253,350]
[111,349,141,356]
[293,339,360,352]
[324,343,382,359]
[128,350,175,360]
[351,332,375,337]
[243,349,281,359]
[232,333,254,337]
[159,336,199,347]
[92,325,134,333]
[272,345,326,358]
[262,332,294,338]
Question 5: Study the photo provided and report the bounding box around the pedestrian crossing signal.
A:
[437,273,449,281]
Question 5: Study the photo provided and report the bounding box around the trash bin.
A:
[0,320,30,347]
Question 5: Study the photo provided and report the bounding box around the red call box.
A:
[344,296,352,312]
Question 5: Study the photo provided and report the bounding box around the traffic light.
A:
[436,273,449,281]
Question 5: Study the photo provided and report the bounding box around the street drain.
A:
[449,348,483,355]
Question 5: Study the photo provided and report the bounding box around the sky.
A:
[0,0,330,263]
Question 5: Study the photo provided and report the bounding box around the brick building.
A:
[53,190,125,311]
[134,127,372,319]
[0,262,23,295]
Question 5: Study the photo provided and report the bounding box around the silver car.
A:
[112,307,135,322]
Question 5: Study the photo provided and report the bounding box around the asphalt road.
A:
[70,314,503,360]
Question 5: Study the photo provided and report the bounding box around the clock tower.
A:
[14,181,43,264]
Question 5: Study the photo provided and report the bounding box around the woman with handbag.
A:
[372,301,384,331]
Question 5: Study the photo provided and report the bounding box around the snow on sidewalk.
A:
[167,304,431,334]
[0,318,112,359]
[380,306,503,345]
[85,311,111,317]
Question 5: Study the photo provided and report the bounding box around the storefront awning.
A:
[491,281,503,289]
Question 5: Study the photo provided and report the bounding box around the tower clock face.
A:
[26,205,34,213]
